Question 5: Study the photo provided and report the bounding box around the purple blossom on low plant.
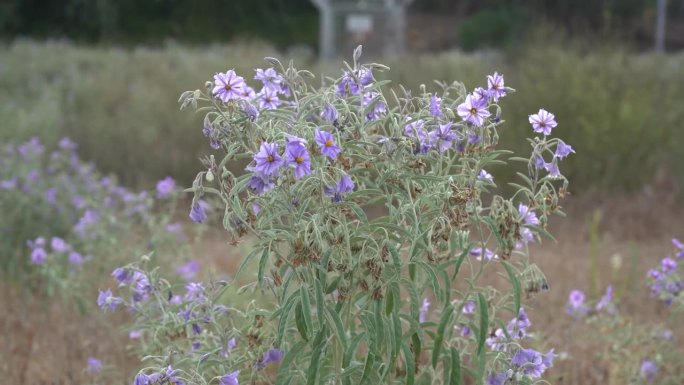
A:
[87,357,103,373]
[419,297,430,323]
[661,257,677,273]
[511,348,545,378]
[507,308,532,339]
[240,86,256,99]
[248,173,275,195]
[189,202,207,224]
[58,137,78,150]
[184,282,205,302]
[567,290,587,315]
[219,370,240,385]
[428,122,456,153]
[596,285,616,313]
[673,238,684,258]
[262,348,284,365]
[253,142,284,176]
[640,360,657,381]
[68,251,84,265]
[470,247,497,261]
[457,94,491,127]
[156,177,176,199]
[50,237,69,253]
[324,175,355,203]
[176,260,200,281]
[0,177,17,190]
[472,87,489,105]
[463,300,476,314]
[429,95,442,117]
[363,91,386,121]
[337,72,360,95]
[30,247,47,264]
[554,140,575,159]
[254,68,282,91]
[112,267,133,284]
[285,142,312,179]
[487,72,506,102]
[358,67,373,86]
[529,109,557,136]
[257,89,280,110]
[213,70,246,102]
[97,289,122,311]
[321,103,338,123]
[315,129,342,160]
[486,372,507,385]
[478,169,494,182]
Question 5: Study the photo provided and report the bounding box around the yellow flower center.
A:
[225,84,231,91]
[325,140,333,147]
[265,96,271,102]
[295,156,304,164]
[267,155,274,162]
[470,107,477,115]
[539,121,546,127]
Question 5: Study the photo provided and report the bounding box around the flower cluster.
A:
[647,238,684,305]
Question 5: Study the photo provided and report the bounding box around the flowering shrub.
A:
[0,136,196,302]
[566,239,684,384]
[107,47,573,384]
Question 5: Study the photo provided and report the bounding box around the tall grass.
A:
[1,39,682,191]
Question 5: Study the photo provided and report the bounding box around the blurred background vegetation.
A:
[1,0,683,194]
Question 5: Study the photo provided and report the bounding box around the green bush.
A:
[458,6,533,52]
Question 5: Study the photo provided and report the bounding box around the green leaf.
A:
[417,261,443,303]
[358,351,377,385]
[295,302,309,341]
[501,261,521,316]
[314,278,326,329]
[449,348,462,385]
[432,304,454,368]
[300,286,314,335]
[401,341,415,385]
[257,247,270,286]
[235,247,265,280]
[277,290,301,347]
[306,327,328,385]
[276,340,308,382]
[476,293,489,357]
[325,303,349,351]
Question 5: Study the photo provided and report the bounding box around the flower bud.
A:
[206,170,214,182]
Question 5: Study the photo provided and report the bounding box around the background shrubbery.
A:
[2,39,683,192]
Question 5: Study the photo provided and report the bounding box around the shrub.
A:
[103,47,573,384]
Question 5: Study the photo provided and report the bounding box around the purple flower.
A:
[358,68,373,86]
[363,91,386,121]
[529,109,557,136]
[321,103,338,123]
[472,87,489,105]
[129,330,142,339]
[248,173,275,195]
[457,94,491,127]
[478,169,493,182]
[596,285,615,313]
[0,177,17,190]
[176,260,200,281]
[463,300,476,314]
[254,68,282,91]
[184,282,205,302]
[253,142,284,176]
[661,257,677,273]
[87,357,102,373]
[285,142,312,179]
[507,308,531,339]
[554,140,575,159]
[112,267,133,284]
[45,188,57,204]
[470,247,497,261]
[30,247,47,264]
[315,129,342,160]
[337,72,360,95]
[59,137,77,150]
[486,372,507,385]
[221,337,237,357]
[567,290,586,314]
[486,72,506,102]
[189,202,207,224]
[262,348,284,365]
[156,177,176,199]
[134,373,151,385]
[50,237,69,253]
[213,70,246,102]
[68,251,84,265]
[257,89,280,110]
[518,204,540,226]
[542,349,557,369]
[324,175,355,203]
[429,95,442,117]
[243,101,259,121]
[511,348,545,378]
[97,289,122,311]
[640,360,657,381]
[428,122,456,153]
[240,86,256,99]
[219,370,240,385]
[419,298,430,323]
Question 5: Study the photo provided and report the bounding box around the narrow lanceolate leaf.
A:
[276,340,307,382]
[306,327,329,385]
[401,341,416,385]
[300,286,314,334]
[432,304,454,368]
[295,302,309,341]
[277,290,301,347]
[449,348,462,385]
[235,247,264,280]
[501,261,521,316]
[358,351,377,385]
[476,293,489,356]
[325,303,348,351]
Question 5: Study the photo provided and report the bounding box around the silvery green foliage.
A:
[118,48,570,385]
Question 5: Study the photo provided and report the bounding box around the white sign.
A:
[346,14,373,34]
